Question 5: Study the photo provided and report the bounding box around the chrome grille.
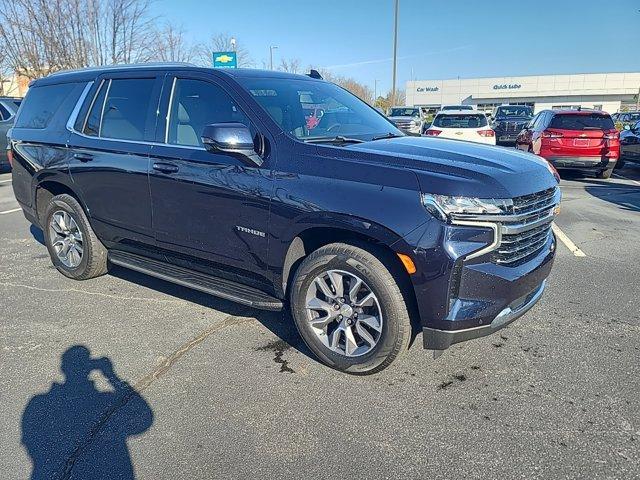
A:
[452,187,560,265]
[394,120,412,129]
[503,121,526,134]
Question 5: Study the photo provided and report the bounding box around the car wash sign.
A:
[213,51,237,68]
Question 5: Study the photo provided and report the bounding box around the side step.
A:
[108,250,283,311]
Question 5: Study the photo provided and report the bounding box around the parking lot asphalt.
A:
[1,164,639,479]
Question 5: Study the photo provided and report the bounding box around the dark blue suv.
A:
[8,64,560,374]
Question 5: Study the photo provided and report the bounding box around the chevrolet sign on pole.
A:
[213,51,237,68]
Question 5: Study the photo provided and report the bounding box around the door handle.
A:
[73,152,94,162]
[152,162,179,174]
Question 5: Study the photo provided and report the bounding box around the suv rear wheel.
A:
[44,194,108,280]
[290,243,411,375]
[596,167,614,179]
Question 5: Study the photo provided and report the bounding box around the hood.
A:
[341,136,558,198]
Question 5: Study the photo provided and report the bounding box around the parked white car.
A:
[424,110,496,145]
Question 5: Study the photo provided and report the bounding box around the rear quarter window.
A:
[14,83,76,129]
[549,113,615,131]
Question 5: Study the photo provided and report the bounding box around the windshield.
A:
[238,78,401,141]
[389,108,419,117]
[549,113,614,131]
[495,106,532,118]
[627,113,640,121]
[432,113,488,128]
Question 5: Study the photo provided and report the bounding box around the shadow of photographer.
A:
[21,345,153,479]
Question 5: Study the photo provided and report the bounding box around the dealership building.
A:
[406,72,640,114]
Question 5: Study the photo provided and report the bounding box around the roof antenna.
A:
[308,69,323,79]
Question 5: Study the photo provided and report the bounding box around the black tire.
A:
[43,194,108,280]
[614,158,625,170]
[290,243,411,375]
[596,167,613,179]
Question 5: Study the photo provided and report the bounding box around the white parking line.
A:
[613,173,640,186]
[552,223,586,257]
[0,179,12,184]
[0,207,21,215]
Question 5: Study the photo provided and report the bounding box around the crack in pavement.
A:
[57,311,254,479]
[0,281,192,305]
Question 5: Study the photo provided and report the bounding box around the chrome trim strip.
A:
[429,281,546,334]
[98,79,112,138]
[165,77,177,144]
[451,219,502,260]
[490,280,546,328]
[501,212,555,235]
[66,81,94,133]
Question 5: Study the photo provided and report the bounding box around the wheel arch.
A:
[280,224,421,347]
[35,179,87,226]
[279,219,419,316]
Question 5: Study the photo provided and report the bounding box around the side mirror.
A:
[201,123,263,166]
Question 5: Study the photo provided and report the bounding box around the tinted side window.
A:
[532,112,546,130]
[84,78,156,141]
[167,78,249,147]
[0,103,10,120]
[15,83,76,129]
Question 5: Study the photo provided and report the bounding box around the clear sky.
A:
[154,0,640,95]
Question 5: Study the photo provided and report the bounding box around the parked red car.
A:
[515,109,620,179]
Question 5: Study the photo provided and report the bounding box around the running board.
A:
[108,251,283,311]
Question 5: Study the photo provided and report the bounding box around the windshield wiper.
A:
[371,132,405,141]
[304,136,365,145]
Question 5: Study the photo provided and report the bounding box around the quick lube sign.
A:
[493,84,522,90]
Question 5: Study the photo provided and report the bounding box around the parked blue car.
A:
[9,65,560,374]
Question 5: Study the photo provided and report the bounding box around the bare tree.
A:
[148,22,196,63]
[0,0,156,80]
[279,58,301,74]
[310,67,374,105]
[194,33,252,68]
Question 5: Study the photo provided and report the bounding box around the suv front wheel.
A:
[44,194,108,280]
[290,243,411,375]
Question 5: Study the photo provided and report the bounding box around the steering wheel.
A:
[326,123,341,133]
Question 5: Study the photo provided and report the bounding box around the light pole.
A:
[269,45,278,70]
[374,79,378,105]
[391,0,399,107]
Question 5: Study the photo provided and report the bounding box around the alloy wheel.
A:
[305,269,383,357]
[49,210,84,268]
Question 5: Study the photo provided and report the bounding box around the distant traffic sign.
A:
[213,51,237,68]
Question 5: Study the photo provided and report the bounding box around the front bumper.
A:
[395,200,557,352]
[423,280,546,350]
[495,133,519,143]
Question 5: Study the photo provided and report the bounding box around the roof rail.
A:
[48,62,198,77]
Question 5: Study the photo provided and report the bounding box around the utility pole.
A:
[391,0,399,107]
[636,85,640,111]
[374,79,378,105]
[269,45,278,70]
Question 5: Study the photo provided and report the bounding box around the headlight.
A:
[422,193,512,221]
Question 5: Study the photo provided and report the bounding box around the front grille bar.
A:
[452,187,560,265]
